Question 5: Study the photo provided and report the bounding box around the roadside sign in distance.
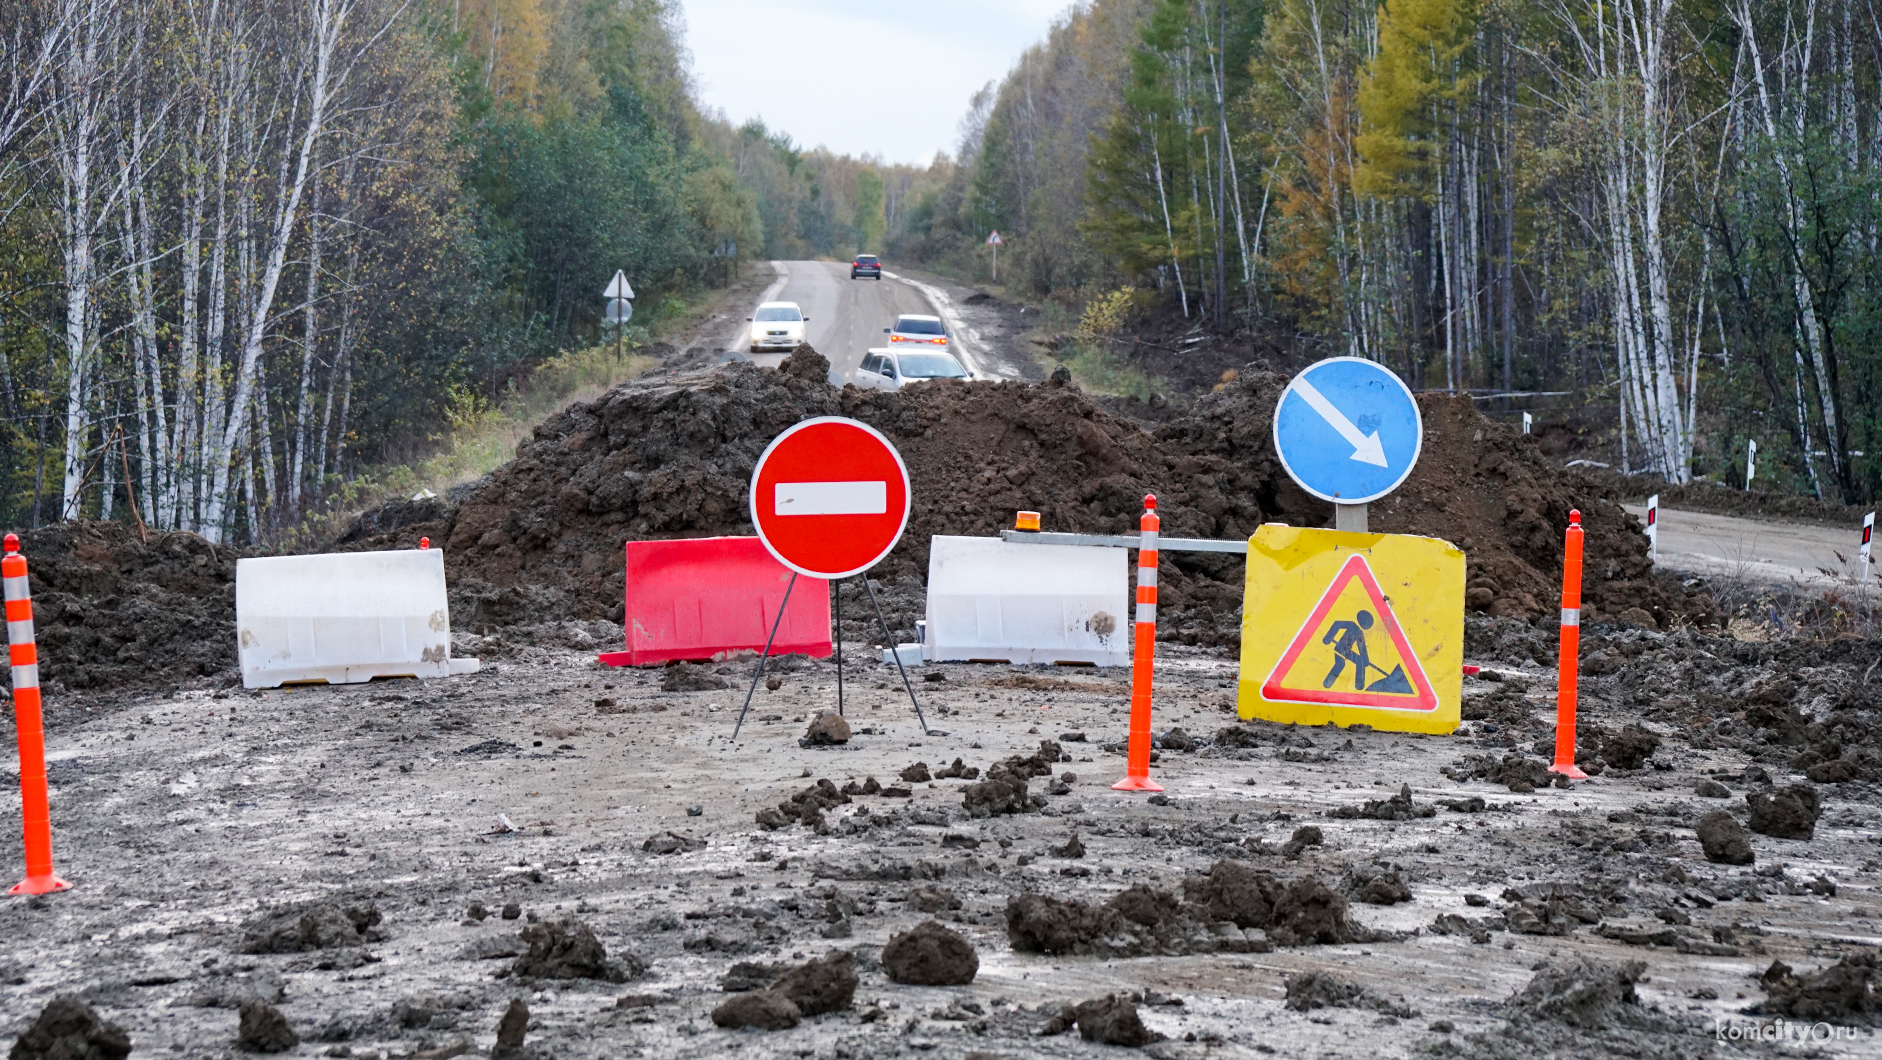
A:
[606,298,633,324]
[750,417,911,579]
[603,270,634,300]
[1273,357,1423,504]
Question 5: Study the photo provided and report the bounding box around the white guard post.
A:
[925,536,1129,666]
[1645,494,1659,563]
[236,549,482,688]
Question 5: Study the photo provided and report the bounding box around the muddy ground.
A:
[3,611,1882,1058]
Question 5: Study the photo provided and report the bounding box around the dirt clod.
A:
[1347,867,1414,905]
[803,712,851,745]
[240,902,383,953]
[491,998,529,1059]
[512,918,639,983]
[962,772,1030,817]
[710,990,800,1031]
[1073,995,1158,1047]
[1329,784,1433,821]
[1747,784,1822,839]
[1280,825,1323,857]
[1756,955,1881,1024]
[900,762,931,782]
[1600,725,1661,770]
[1695,810,1755,864]
[1283,971,1417,1017]
[1050,833,1086,858]
[661,663,726,692]
[1693,779,1731,798]
[1507,957,1647,1028]
[8,997,132,1060]
[236,1001,298,1054]
[881,920,978,985]
[771,950,859,1015]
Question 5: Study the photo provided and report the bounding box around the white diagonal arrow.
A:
[1293,377,1388,467]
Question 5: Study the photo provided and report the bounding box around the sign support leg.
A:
[862,575,928,733]
[1335,503,1368,533]
[732,572,797,741]
[834,576,844,717]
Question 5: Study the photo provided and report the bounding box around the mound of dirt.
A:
[10,521,240,698]
[334,354,1705,641]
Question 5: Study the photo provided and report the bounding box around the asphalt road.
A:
[1623,504,1874,587]
[726,260,1016,383]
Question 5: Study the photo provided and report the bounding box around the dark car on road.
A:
[851,254,882,280]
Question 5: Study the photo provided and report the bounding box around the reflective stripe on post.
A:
[1549,512,1589,780]
[4,534,71,896]
[1114,495,1164,793]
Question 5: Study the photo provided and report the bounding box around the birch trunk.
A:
[201,0,350,542]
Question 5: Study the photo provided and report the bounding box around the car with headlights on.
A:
[748,302,808,353]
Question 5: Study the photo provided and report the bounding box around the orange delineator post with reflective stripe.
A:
[1114,495,1164,793]
[1549,511,1588,780]
[4,534,69,895]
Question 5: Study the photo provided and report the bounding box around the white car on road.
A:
[852,348,972,391]
[883,314,950,348]
[749,302,808,353]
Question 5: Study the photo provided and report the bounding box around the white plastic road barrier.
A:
[236,549,481,688]
[924,536,1129,666]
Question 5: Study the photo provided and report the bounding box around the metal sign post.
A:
[603,271,634,362]
[986,230,1003,282]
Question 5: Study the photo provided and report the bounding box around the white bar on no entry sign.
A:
[775,480,887,516]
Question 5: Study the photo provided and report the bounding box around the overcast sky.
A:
[679,0,1073,165]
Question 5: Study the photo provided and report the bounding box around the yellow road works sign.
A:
[1238,526,1463,734]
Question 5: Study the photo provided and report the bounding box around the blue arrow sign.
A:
[1272,357,1423,504]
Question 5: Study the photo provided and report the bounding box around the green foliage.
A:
[1355,0,1475,197]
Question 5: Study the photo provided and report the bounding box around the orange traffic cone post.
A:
[1114,495,1165,793]
[4,534,70,895]
[1549,511,1589,780]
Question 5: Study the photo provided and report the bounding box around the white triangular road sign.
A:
[603,270,634,300]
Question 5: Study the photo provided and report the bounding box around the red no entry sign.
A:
[750,417,911,579]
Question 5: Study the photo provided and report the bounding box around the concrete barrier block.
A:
[923,536,1129,666]
[236,549,481,688]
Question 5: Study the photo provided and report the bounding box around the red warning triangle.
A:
[1261,554,1438,711]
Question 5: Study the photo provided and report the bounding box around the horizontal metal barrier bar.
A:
[1000,530,1248,555]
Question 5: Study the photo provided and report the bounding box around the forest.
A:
[876,0,1882,506]
[0,0,763,540]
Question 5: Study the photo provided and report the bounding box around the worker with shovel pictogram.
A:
[1320,609,1413,694]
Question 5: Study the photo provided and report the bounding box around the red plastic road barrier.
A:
[1549,511,1589,780]
[598,537,832,667]
[1114,496,1164,792]
[4,534,70,896]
